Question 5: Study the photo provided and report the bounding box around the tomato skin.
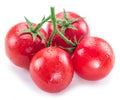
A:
[47,12,90,50]
[5,22,46,69]
[72,36,115,80]
[30,47,74,93]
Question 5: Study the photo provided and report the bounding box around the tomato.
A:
[30,46,74,93]
[47,12,90,52]
[72,36,115,80]
[5,22,46,69]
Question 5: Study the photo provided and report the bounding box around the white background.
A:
[0,0,120,100]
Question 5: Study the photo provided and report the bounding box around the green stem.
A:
[47,7,58,47]
[51,7,57,32]
[33,16,51,32]
[57,31,76,46]
[50,7,76,47]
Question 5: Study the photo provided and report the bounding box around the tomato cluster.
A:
[5,7,115,93]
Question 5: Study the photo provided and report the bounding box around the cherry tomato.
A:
[5,22,46,69]
[72,36,115,80]
[30,46,74,93]
[47,12,90,52]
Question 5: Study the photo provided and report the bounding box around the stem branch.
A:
[34,16,51,32]
[49,7,76,47]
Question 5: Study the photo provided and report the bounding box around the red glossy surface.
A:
[30,47,74,93]
[72,36,115,80]
[5,22,46,69]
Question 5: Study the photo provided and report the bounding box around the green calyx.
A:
[56,9,83,35]
[18,16,51,41]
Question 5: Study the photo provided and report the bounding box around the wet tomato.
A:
[30,46,74,93]
[72,36,115,80]
[5,22,46,69]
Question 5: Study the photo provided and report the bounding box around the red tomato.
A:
[72,36,115,80]
[5,22,46,69]
[47,12,90,52]
[30,47,74,93]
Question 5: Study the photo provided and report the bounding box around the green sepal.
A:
[31,33,37,41]
[69,17,85,23]
[77,34,87,43]
[67,24,77,30]
[61,26,66,34]
[63,9,68,21]
[37,32,45,40]
[58,45,76,54]
[73,36,78,45]
[24,16,34,31]
[17,29,31,34]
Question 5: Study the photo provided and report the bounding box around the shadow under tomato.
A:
[8,63,112,96]
[70,72,112,88]
[8,64,45,93]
